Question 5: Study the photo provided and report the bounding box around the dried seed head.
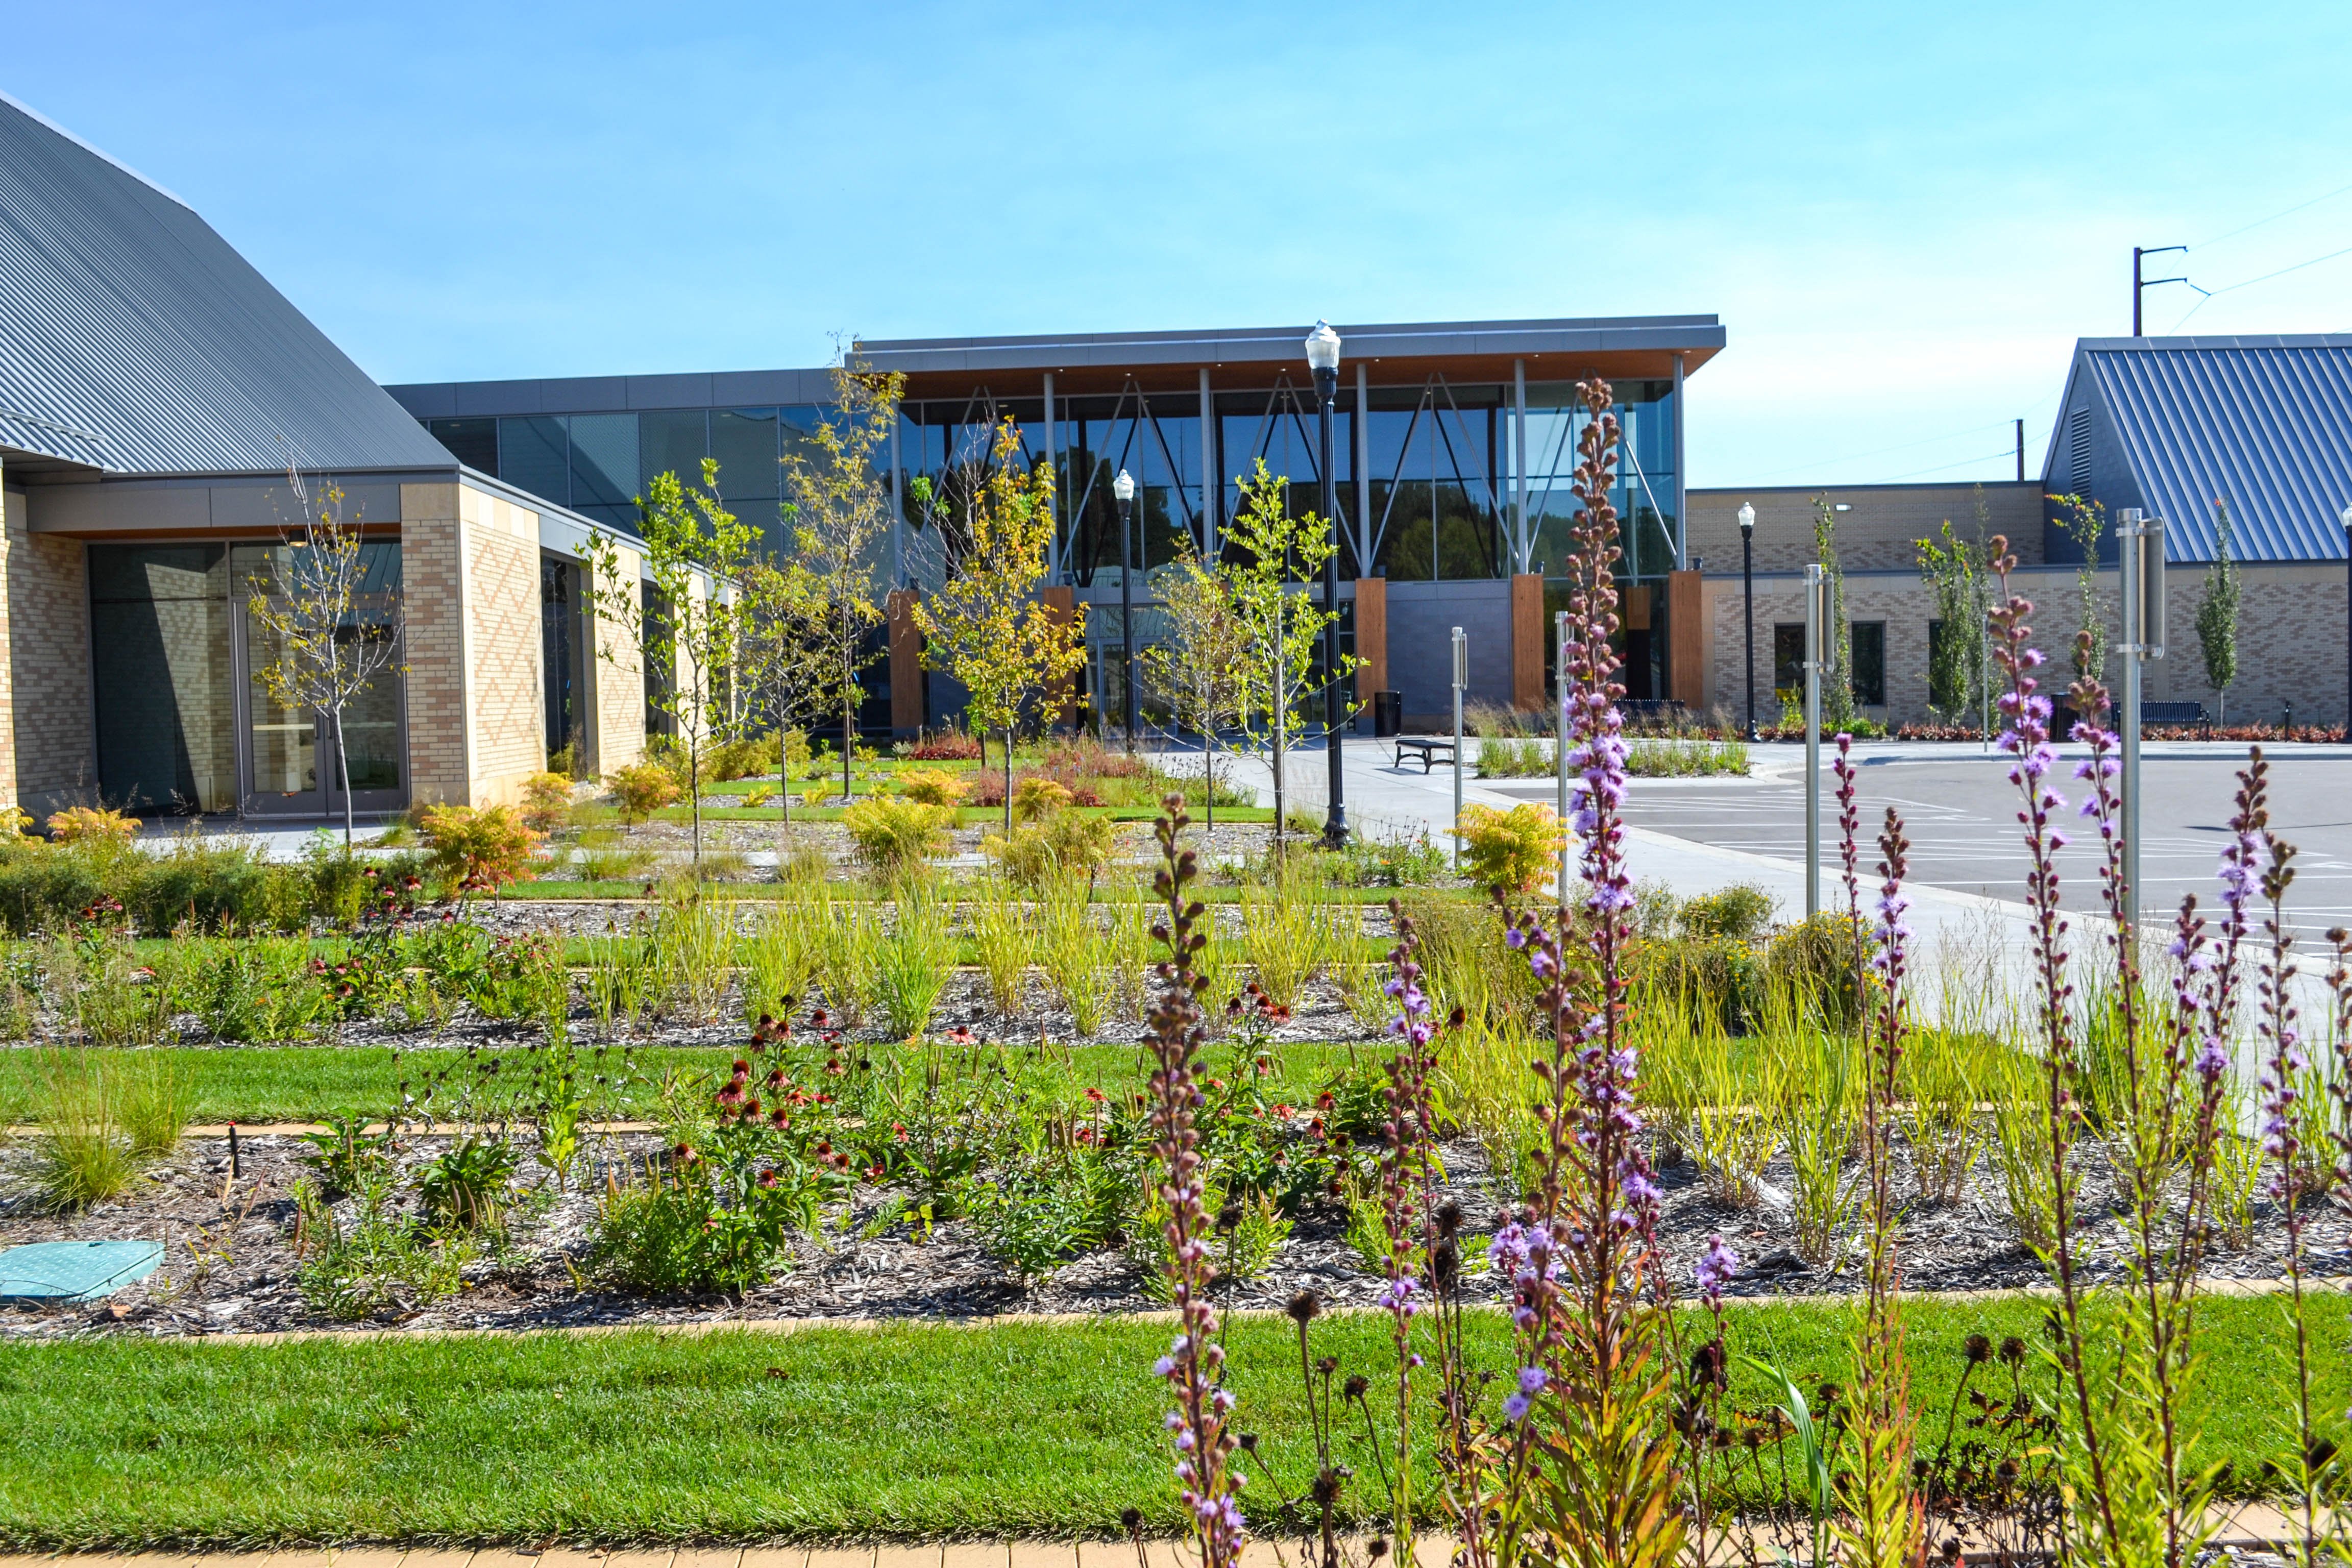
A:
[1284,1289,1322,1326]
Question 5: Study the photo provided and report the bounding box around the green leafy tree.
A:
[246,467,407,848]
[1226,460,1355,847]
[584,458,754,869]
[1811,495,1858,733]
[1915,517,1989,727]
[2195,497,2240,723]
[2050,492,2112,684]
[781,356,903,804]
[1142,544,1247,832]
[912,419,1088,839]
[737,554,834,848]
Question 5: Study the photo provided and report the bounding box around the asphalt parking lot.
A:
[1606,745,2352,939]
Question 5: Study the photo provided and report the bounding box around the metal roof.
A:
[2054,335,2352,561]
[0,91,456,479]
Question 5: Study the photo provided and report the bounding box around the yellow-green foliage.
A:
[519,772,575,834]
[985,811,1116,887]
[418,803,544,889]
[842,797,953,879]
[898,768,970,806]
[607,763,682,824]
[1012,777,1074,824]
[46,806,135,845]
[1451,802,1564,894]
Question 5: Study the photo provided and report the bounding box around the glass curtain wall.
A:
[233,543,406,811]
[90,545,237,813]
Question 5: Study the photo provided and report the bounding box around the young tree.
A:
[1915,517,1989,727]
[2050,491,2112,684]
[737,553,835,849]
[246,465,406,848]
[781,356,903,804]
[2196,496,2241,723]
[912,419,1087,839]
[1810,495,1858,732]
[1142,544,1247,831]
[1226,460,1352,850]
[584,457,754,870]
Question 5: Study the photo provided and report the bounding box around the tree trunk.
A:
[777,750,792,859]
[690,744,703,870]
[842,690,854,806]
[333,706,354,849]
[1205,726,1216,832]
[1003,726,1014,841]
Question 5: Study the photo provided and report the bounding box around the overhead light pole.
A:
[1113,468,1138,751]
[1307,320,1348,847]
[1803,564,1825,918]
[2118,507,2167,930]
[1738,501,1757,739]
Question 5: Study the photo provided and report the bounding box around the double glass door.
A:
[231,543,408,818]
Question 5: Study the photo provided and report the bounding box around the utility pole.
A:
[2117,507,2167,931]
[1803,564,1825,919]
[2015,418,2024,482]
[2133,245,2187,336]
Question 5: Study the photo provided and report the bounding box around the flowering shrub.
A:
[606,763,681,823]
[1449,801,1563,894]
[45,806,135,845]
[897,725,983,761]
[417,802,543,890]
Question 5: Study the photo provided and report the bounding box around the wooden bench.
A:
[1394,736,1456,773]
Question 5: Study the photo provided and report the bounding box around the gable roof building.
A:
[2042,335,2352,562]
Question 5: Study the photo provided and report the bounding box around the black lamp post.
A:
[1307,320,1347,847]
[1114,467,1138,750]
[1739,501,1757,739]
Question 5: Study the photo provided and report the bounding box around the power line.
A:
[2191,180,2352,252]
[1745,393,2057,482]
[2204,239,2352,296]
[1871,446,2022,484]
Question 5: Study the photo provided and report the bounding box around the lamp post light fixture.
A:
[1738,501,1757,740]
[1306,320,1348,847]
[1112,467,1138,751]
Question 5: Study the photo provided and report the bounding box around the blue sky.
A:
[10,2,2350,487]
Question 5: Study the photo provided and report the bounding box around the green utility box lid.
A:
[0,1240,163,1303]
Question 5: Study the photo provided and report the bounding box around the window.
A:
[426,418,498,474]
[499,416,569,509]
[1852,620,1886,707]
[1773,623,1805,694]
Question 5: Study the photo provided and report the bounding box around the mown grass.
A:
[0,1040,1387,1126]
[514,881,1427,903]
[0,1295,2339,1546]
[644,804,1277,825]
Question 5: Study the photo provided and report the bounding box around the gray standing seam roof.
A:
[0,91,456,478]
[2070,337,2352,562]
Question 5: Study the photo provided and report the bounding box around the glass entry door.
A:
[231,543,408,819]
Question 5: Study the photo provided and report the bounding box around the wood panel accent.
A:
[1041,585,1078,727]
[886,589,924,734]
[1509,574,1545,713]
[1353,577,1387,700]
[1667,570,1704,709]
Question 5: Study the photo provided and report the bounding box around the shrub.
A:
[0,842,108,934]
[132,839,276,931]
[740,781,777,808]
[1764,911,1867,1027]
[1452,802,1565,894]
[1676,883,1776,943]
[898,726,983,762]
[28,1047,139,1210]
[520,772,575,833]
[985,810,1118,886]
[607,763,681,824]
[1012,776,1075,823]
[898,767,970,806]
[419,802,544,890]
[842,797,953,878]
[46,806,135,845]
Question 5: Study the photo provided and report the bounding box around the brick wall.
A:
[1686,482,2044,575]
[2,486,94,815]
[1699,561,2349,730]
[460,485,545,805]
[400,484,468,804]
[589,537,645,775]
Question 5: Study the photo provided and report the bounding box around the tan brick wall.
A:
[400,484,468,805]
[459,485,544,806]
[0,485,19,811]
[1686,482,2045,575]
[2,487,93,815]
[588,538,645,775]
[1700,561,2348,730]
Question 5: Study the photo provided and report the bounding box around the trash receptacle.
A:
[1373,691,1403,737]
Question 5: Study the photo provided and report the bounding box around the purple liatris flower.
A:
[1693,1234,1738,1301]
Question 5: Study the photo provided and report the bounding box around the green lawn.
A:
[642,804,1276,825]
[0,1039,1391,1126]
[509,881,1433,904]
[0,1295,2338,1547]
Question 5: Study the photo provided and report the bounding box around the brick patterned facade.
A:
[2,485,95,814]
[1685,482,2046,575]
[400,483,469,805]
[589,537,645,775]
[1699,561,2349,730]
[461,486,545,804]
